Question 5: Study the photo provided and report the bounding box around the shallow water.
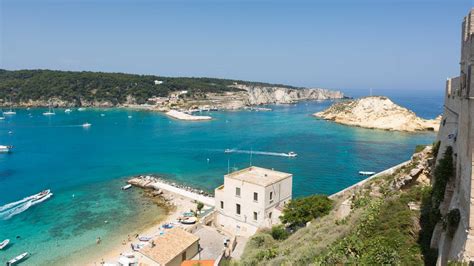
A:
[0,97,439,265]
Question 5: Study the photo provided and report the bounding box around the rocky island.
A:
[314,96,440,132]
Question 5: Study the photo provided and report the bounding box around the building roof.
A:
[181,260,215,266]
[225,166,292,187]
[140,228,199,265]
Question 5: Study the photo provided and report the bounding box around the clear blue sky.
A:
[0,0,471,91]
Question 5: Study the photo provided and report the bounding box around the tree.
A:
[280,195,333,227]
[196,202,204,214]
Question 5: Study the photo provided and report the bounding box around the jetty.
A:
[165,110,212,121]
[128,175,215,206]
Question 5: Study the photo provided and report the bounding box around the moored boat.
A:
[358,171,376,176]
[121,184,132,190]
[0,239,10,250]
[3,110,16,115]
[6,252,29,266]
[180,216,197,224]
[65,108,72,113]
[0,145,13,153]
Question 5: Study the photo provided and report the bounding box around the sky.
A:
[0,0,472,92]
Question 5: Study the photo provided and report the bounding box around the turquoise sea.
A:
[0,91,441,265]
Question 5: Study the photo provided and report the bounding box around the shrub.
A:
[432,141,441,158]
[432,146,454,210]
[270,225,289,240]
[415,144,428,153]
[446,208,461,238]
[280,195,333,227]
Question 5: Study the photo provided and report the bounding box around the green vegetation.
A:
[433,141,441,158]
[280,195,333,228]
[196,202,204,213]
[270,225,289,240]
[415,144,428,153]
[315,185,429,265]
[418,145,455,265]
[446,208,461,238]
[0,69,296,105]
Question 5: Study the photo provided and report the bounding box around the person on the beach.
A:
[96,237,101,244]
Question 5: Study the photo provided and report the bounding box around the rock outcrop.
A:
[231,84,345,105]
[314,96,440,132]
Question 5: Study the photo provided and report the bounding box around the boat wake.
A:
[0,195,35,212]
[225,149,290,157]
[0,190,53,220]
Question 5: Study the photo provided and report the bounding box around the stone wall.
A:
[433,8,474,264]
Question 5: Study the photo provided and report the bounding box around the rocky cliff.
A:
[231,84,345,105]
[314,96,440,132]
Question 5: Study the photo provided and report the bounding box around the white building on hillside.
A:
[214,166,292,237]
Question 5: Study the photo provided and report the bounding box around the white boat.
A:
[0,239,10,250]
[0,145,12,153]
[138,236,152,242]
[43,105,55,116]
[359,171,376,176]
[0,116,5,120]
[78,107,86,111]
[65,109,72,113]
[6,252,29,266]
[224,149,232,153]
[30,190,53,205]
[82,122,92,128]
[121,184,132,190]
[3,110,16,115]
[287,151,297,157]
[180,216,197,224]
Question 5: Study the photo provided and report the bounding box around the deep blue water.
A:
[0,93,440,265]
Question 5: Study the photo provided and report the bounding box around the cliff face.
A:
[234,85,345,105]
[314,96,440,132]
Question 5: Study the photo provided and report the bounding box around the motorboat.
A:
[359,171,376,176]
[121,184,132,190]
[30,190,53,205]
[82,122,92,128]
[287,151,297,157]
[65,109,72,113]
[180,216,197,224]
[0,145,12,153]
[0,239,10,250]
[138,236,152,242]
[224,149,232,153]
[78,107,86,111]
[0,116,5,120]
[6,252,29,266]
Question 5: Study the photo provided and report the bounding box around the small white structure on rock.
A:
[214,166,292,237]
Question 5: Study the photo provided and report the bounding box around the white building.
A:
[214,166,292,237]
[154,80,164,85]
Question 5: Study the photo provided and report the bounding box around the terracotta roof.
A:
[140,228,199,265]
[181,260,215,266]
[225,166,292,186]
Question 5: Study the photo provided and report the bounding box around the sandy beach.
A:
[165,110,212,121]
[86,179,215,265]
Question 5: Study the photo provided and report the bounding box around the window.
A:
[220,201,224,209]
[182,251,186,261]
[253,192,258,202]
[270,191,273,203]
[253,212,258,221]
[236,187,241,197]
[269,212,272,219]
[236,204,241,215]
